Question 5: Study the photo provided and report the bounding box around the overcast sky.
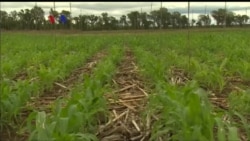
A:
[1,2,250,24]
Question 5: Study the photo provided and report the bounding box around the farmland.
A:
[1,28,250,141]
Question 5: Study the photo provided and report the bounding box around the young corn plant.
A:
[148,81,216,141]
[0,34,109,133]
[27,45,124,140]
[227,90,250,139]
[228,90,250,117]
[132,38,242,140]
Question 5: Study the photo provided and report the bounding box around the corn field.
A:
[1,28,250,141]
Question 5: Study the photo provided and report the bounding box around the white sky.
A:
[1,2,250,24]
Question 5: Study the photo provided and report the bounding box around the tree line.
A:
[0,6,249,31]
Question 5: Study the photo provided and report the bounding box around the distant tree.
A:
[171,11,181,28]
[127,11,140,29]
[140,12,152,29]
[31,6,45,30]
[235,14,249,27]
[79,14,89,30]
[101,12,109,30]
[180,15,188,28]
[96,16,104,30]
[18,9,25,29]
[196,21,202,27]
[226,11,235,26]
[149,7,171,29]
[197,14,211,27]
[150,10,159,28]
[191,19,196,27]
[211,8,226,26]
[160,7,171,28]
[120,15,128,29]
[109,16,118,30]
[235,14,244,26]
[242,15,250,24]
[49,8,59,19]
[19,9,33,29]
[0,10,9,29]
[73,16,80,29]
[3,4,247,31]
[88,15,98,30]
[8,10,19,30]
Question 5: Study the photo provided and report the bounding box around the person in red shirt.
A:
[48,15,55,24]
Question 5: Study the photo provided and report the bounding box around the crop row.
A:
[1,30,249,141]
[27,44,125,140]
[0,34,115,130]
[129,33,250,140]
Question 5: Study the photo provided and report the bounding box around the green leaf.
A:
[219,58,228,71]
[36,111,50,141]
[227,127,239,141]
[68,104,78,118]
[58,117,69,134]
[215,118,226,141]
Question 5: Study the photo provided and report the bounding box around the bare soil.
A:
[12,71,29,81]
[97,49,151,141]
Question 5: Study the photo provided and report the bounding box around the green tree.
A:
[49,8,59,19]
[21,9,33,29]
[96,16,104,30]
[171,11,181,28]
[109,16,118,30]
[191,19,196,27]
[235,14,244,26]
[73,16,80,29]
[180,15,188,28]
[88,15,98,30]
[235,14,249,27]
[225,11,235,26]
[139,12,151,29]
[31,6,45,30]
[101,12,109,30]
[0,10,9,29]
[18,9,25,29]
[79,14,89,30]
[8,10,19,30]
[150,10,160,28]
[242,15,250,24]
[127,11,140,29]
[211,8,226,26]
[120,15,128,29]
[197,14,211,27]
[160,7,171,28]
